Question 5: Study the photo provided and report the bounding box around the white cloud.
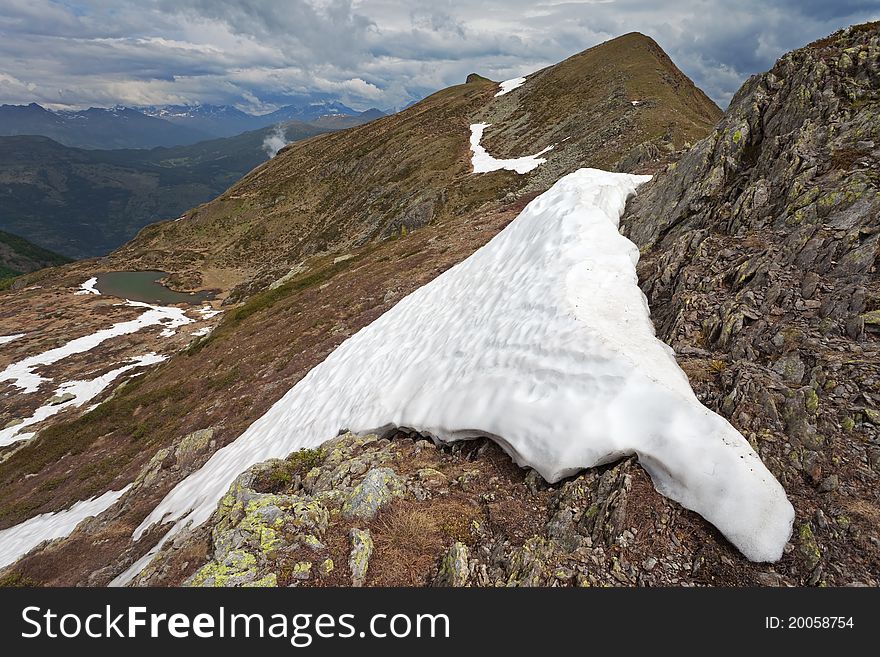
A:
[0,0,877,111]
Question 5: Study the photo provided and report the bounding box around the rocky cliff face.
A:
[620,23,880,585]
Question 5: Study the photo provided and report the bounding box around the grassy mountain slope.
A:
[482,32,720,170]
[113,32,720,295]
[0,230,69,282]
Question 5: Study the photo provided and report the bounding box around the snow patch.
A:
[197,306,222,319]
[134,168,794,564]
[469,123,552,174]
[0,333,25,346]
[0,353,167,446]
[0,485,131,569]
[74,277,100,295]
[0,301,192,393]
[495,76,526,97]
[191,327,212,337]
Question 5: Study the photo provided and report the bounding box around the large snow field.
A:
[133,168,793,568]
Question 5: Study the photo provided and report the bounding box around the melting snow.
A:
[0,301,192,393]
[74,277,100,295]
[0,353,167,447]
[0,486,131,569]
[495,76,526,97]
[197,306,222,319]
[0,333,25,346]
[134,168,794,564]
[470,123,552,174]
[109,537,166,587]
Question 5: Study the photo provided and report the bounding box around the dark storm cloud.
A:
[0,0,876,111]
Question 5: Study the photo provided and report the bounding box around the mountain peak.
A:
[112,30,722,289]
[466,73,493,84]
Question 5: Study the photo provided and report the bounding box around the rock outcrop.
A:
[621,22,880,585]
[134,426,876,587]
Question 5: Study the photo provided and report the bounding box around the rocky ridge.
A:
[621,22,880,585]
[128,429,857,587]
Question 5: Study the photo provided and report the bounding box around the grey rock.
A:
[47,392,76,405]
[349,528,373,587]
[434,542,470,587]
[772,352,806,385]
[342,467,405,520]
[818,474,839,493]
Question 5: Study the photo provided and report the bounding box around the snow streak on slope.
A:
[0,334,25,346]
[495,77,526,97]
[0,300,192,393]
[469,123,552,174]
[0,353,167,446]
[135,168,794,564]
[0,486,131,569]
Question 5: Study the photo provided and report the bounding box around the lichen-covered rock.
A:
[289,561,312,581]
[433,542,470,587]
[797,523,822,572]
[178,428,214,458]
[186,549,263,587]
[342,467,405,520]
[133,427,216,490]
[349,528,373,587]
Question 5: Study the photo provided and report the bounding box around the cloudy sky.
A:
[1,0,877,113]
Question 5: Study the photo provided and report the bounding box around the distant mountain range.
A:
[0,96,387,259]
[0,101,386,149]
[0,121,332,259]
[139,100,381,137]
[0,103,212,150]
